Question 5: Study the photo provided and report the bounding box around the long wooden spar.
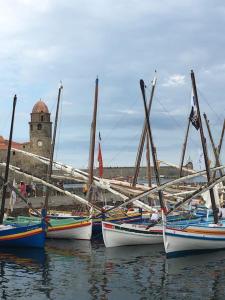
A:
[0,163,101,212]
[10,148,225,204]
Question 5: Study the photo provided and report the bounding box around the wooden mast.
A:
[217,119,225,154]
[88,78,99,202]
[146,131,152,187]
[213,119,225,179]
[203,113,224,178]
[132,75,156,187]
[179,117,191,177]
[0,95,17,224]
[44,84,63,209]
[140,79,165,211]
[191,70,218,224]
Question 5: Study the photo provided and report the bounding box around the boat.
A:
[47,218,92,240]
[101,211,202,248]
[5,216,92,240]
[163,70,225,257]
[0,96,45,249]
[102,221,163,248]
[164,221,225,257]
[0,223,45,248]
[92,211,143,238]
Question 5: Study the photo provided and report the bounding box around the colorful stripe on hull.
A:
[92,214,143,238]
[48,220,91,232]
[0,224,45,248]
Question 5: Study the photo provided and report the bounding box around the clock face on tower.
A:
[37,140,43,147]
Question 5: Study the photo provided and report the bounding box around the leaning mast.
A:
[44,84,63,209]
[0,95,17,224]
[191,70,218,224]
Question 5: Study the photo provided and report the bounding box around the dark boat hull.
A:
[0,223,45,248]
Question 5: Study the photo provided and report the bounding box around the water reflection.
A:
[166,250,225,299]
[0,247,48,299]
[0,242,225,299]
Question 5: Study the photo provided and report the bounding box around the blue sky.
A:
[0,0,225,169]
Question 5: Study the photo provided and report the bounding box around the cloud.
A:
[162,74,186,87]
[0,0,224,168]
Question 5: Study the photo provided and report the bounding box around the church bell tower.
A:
[29,100,52,158]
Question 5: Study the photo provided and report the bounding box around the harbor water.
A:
[0,240,225,300]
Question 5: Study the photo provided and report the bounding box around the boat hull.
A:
[47,219,92,240]
[102,221,163,248]
[0,224,45,248]
[164,224,225,256]
[93,213,143,238]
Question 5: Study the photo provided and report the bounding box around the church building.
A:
[0,100,52,178]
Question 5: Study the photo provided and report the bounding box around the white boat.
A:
[102,221,163,248]
[47,218,92,240]
[164,222,225,257]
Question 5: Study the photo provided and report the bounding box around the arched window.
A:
[41,115,44,121]
[37,124,42,130]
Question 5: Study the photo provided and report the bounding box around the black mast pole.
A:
[191,70,218,224]
[132,75,156,187]
[212,119,225,179]
[203,113,223,179]
[146,131,152,187]
[140,79,165,211]
[0,95,17,224]
[44,84,63,209]
[179,117,191,177]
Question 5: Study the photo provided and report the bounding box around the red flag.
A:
[98,142,103,177]
[98,132,103,177]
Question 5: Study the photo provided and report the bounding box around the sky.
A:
[0,0,225,169]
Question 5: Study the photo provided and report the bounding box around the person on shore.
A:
[31,182,36,197]
[218,207,225,219]
[19,181,27,198]
[42,185,47,197]
[150,210,159,223]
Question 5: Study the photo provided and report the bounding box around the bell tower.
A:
[29,99,52,158]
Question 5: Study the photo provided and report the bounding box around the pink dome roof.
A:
[32,100,49,113]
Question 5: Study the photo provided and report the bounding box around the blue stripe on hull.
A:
[166,232,225,241]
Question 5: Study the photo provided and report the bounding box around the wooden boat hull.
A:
[93,213,143,238]
[102,221,163,248]
[47,219,92,240]
[164,224,225,256]
[0,223,45,248]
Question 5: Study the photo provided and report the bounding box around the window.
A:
[41,115,44,121]
[37,140,43,147]
[37,124,42,130]
[30,124,33,131]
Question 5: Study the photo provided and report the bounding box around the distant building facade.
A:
[0,100,52,179]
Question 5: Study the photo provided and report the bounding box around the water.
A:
[0,241,225,300]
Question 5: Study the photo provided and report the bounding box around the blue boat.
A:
[0,223,45,248]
